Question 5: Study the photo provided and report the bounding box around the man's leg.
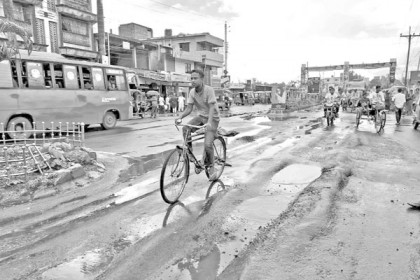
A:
[203,119,219,180]
[182,116,204,154]
[396,108,401,124]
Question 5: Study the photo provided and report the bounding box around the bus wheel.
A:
[101,111,117,130]
[7,116,33,139]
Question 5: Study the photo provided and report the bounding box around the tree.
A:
[0,0,33,61]
[97,0,105,63]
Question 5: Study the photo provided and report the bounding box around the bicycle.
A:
[160,123,227,204]
[355,104,386,133]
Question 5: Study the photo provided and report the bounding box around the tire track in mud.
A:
[218,123,356,279]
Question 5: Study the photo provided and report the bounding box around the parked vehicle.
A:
[0,50,131,139]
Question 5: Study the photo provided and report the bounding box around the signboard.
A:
[122,41,130,50]
[170,73,191,82]
[389,59,396,83]
[102,55,109,65]
[145,71,166,81]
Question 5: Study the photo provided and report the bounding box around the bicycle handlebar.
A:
[175,123,206,130]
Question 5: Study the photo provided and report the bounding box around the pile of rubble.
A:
[0,142,105,206]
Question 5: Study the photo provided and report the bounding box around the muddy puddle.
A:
[40,180,231,280]
[156,164,322,279]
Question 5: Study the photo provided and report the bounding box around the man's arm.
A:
[179,104,193,119]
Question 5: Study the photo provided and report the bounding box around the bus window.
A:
[53,64,64,88]
[92,67,105,90]
[11,60,19,88]
[63,65,80,89]
[105,68,126,91]
[115,75,127,90]
[21,62,28,87]
[43,63,53,88]
[0,60,14,88]
[26,62,45,88]
[81,67,93,90]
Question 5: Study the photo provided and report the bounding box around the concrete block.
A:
[69,164,86,179]
[54,169,72,186]
[81,147,97,161]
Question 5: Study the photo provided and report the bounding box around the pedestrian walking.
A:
[146,83,159,118]
[392,88,406,125]
[178,94,185,112]
[169,94,178,116]
[165,95,171,113]
[159,95,165,114]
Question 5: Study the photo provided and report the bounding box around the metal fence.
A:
[0,122,85,183]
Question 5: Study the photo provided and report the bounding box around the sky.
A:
[95,0,420,84]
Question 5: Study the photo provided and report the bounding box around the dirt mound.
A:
[0,142,104,207]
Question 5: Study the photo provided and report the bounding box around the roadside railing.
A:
[0,121,85,147]
[0,122,86,184]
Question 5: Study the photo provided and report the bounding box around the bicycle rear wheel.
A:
[205,136,226,180]
[160,148,189,204]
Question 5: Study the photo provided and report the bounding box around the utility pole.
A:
[224,21,228,76]
[400,26,420,86]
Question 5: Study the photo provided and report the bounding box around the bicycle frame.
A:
[176,123,207,169]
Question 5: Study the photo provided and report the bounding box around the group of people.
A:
[323,85,420,125]
[158,93,186,116]
[132,83,186,118]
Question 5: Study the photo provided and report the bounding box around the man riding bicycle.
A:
[324,86,340,118]
[368,85,385,116]
[175,69,220,181]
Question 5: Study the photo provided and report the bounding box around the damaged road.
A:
[1,106,420,280]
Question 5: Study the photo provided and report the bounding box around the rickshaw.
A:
[215,89,232,110]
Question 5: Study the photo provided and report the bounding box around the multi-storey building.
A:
[146,29,224,86]
[0,0,98,60]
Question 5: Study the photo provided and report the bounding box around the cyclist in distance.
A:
[175,69,220,181]
[368,85,385,117]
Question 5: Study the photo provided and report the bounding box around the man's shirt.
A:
[324,93,338,106]
[392,93,406,109]
[188,85,220,120]
[147,90,159,105]
[369,91,385,105]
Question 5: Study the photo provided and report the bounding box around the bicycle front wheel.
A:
[205,136,226,180]
[160,148,189,204]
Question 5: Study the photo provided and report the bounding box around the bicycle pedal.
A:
[225,162,232,167]
[195,166,203,174]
